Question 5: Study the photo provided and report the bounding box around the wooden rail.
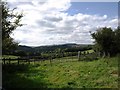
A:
[2,58,30,65]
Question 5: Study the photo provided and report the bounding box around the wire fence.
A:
[2,51,99,65]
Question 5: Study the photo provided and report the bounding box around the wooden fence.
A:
[2,51,99,65]
[2,57,46,65]
[2,58,29,65]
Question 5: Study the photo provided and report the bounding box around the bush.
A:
[79,53,98,61]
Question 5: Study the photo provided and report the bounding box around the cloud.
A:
[9,1,118,46]
[44,16,63,22]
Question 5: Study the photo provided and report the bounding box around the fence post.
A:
[67,52,69,61]
[102,52,105,58]
[98,52,100,57]
[3,58,5,65]
[34,58,35,65]
[9,58,10,64]
[28,59,30,64]
[72,52,73,61]
[18,58,19,65]
[78,51,80,61]
[59,52,61,62]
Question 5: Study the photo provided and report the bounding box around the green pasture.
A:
[3,55,118,89]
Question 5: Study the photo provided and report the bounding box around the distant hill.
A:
[17,43,93,53]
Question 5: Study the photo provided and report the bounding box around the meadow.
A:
[3,55,118,89]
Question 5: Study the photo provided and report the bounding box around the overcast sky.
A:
[8,0,118,46]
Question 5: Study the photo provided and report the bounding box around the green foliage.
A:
[17,44,93,55]
[3,56,118,88]
[14,50,27,56]
[14,44,92,60]
[91,27,120,56]
[78,53,98,61]
[114,27,120,53]
[2,2,23,54]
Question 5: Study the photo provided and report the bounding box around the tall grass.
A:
[3,56,118,89]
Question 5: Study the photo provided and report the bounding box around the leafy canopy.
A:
[2,2,23,54]
[91,27,120,56]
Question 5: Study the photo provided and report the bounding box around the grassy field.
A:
[3,56,118,89]
[2,55,19,59]
[82,49,94,54]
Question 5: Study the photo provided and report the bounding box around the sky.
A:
[7,0,118,46]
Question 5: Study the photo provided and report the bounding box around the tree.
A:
[14,50,27,56]
[114,26,120,53]
[2,2,23,54]
[91,27,115,56]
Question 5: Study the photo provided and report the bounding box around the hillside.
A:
[17,43,93,53]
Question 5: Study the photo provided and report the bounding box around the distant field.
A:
[85,49,94,53]
[3,56,118,88]
[81,49,94,54]
[2,55,19,59]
